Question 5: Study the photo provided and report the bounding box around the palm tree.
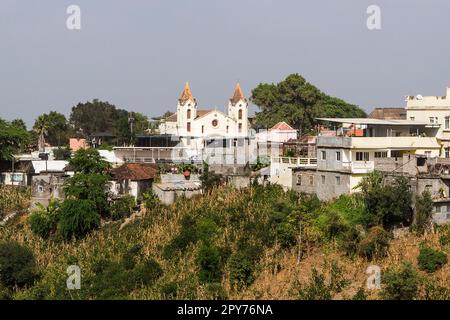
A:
[33,115,49,152]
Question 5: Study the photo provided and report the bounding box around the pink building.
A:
[256,121,298,143]
[69,138,89,152]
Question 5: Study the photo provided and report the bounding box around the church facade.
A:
[159,83,253,161]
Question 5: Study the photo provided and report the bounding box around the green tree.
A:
[0,118,31,160]
[33,114,50,151]
[357,171,413,229]
[68,148,110,174]
[0,241,38,289]
[69,99,148,145]
[28,198,62,239]
[382,262,420,300]
[199,162,223,193]
[33,111,70,147]
[57,199,100,241]
[251,74,366,131]
[11,119,27,131]
[64,149,111,215]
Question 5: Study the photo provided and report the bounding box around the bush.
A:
[382,262,420,300]
[352,287,367,300]
[228,242,263,289]
[196,244,222,283]
[163,215,198,259]
[413,191,433,235]
[28,199,61,239]
[57,199,100,241]
[357,226,392,260]
[143,188,160,210]
[0,241,38,289]
[439,225,450,246]
[53,147,71,160]
[340,225,363,257]
[298,261,349,300]
[110,195,136,221]
[132,258,163,286]
[417,246,447,273]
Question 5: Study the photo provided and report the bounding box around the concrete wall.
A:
[292,169,316,194]
[316,171,351,201]
[31,173,66,208]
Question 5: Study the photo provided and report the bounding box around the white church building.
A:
[158,83,256,164]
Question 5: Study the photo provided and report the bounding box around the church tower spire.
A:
[179,82,195,106]
[228,83,248,136]
[230,83,246,106]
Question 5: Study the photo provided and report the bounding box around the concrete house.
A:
[110,163,158,199]
[0,160,34,186]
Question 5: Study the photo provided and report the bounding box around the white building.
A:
[158,82,255,164]
[406,86,450,156]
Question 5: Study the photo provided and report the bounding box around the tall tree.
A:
[33,114,50,151]
[251,74,366,132]
[0,118,31,160]
[33,111,70,147]
[70,99,149,146]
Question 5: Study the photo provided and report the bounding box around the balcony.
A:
[271,156,318,168]
[318,136,440,150]
[342,161,375,174]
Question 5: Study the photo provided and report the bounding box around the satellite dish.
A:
[416,94,423,100]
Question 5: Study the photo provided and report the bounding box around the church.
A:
[159,82,253,161]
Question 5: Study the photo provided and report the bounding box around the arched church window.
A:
[238,109,243,120]
[212,119,218,127]
[187,109,191,119]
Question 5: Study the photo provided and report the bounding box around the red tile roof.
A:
[271,121,295,131]
[110,163,158,181]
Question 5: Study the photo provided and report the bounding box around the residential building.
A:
[406,86,450,156]
[110,163,158,199]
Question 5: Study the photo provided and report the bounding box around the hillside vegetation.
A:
[0,182,449,300]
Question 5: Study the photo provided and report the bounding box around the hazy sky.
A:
[1,0,449,128]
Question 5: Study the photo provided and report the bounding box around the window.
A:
[309,175,314,185]
[429,117,438,124]
[336,151,341,161]
[238,109,243,120]
[238,123,242,133]
[212,119,218,127]
[187,109,191,119]
[335,176,341,185]
[446,148,450,159]
[425,151,432,158]
[356,152,369,161]
[446,117,450,129]
[321,150,326,160]
[201,125,204,134]
[187,122,191,132]
[425,185,432,193]
[296,175,302,185]
[375,151,388,158]
[410,116,415,121]
[321,175,326,185]
[226,126,229,133]
[11,173,23,182]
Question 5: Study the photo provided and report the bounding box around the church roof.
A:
[179,82,196,105]
[164,110,213,122]
[230,83,246,105]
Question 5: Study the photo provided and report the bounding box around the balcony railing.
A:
[342,161,374,173]
[271,157,317,167]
